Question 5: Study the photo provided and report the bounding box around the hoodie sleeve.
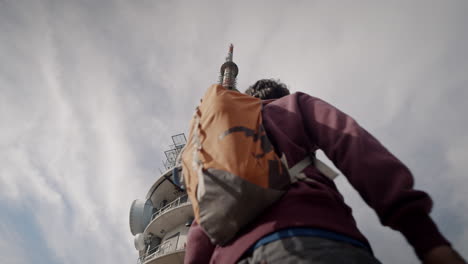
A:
[184,221,215,264]
[296,92,450,260]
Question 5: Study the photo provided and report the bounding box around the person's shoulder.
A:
[267,91,314,100]
[287,91,323,104]
[262,92,323,107]
[261,93,321,112]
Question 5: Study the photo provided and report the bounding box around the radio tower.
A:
[219,44,239,90]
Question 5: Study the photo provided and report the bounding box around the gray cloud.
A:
[0,221,30,264]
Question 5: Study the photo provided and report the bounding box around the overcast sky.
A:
[1,1,467,263]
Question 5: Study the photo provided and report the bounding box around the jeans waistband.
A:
[248,227,372,254]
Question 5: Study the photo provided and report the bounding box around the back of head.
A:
[245,79,290,100]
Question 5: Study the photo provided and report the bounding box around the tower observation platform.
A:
[129,45,239,264]
[129,133,192,264]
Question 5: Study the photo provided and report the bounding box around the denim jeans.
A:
[237,236,382,264]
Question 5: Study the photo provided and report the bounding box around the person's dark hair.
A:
[245,79,290,100]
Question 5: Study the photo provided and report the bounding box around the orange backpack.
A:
[181,84,337,245]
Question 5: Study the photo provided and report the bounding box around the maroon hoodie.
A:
[184,92,449,263]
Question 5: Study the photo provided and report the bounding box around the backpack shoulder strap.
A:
[314,158,339,180]
[284,154,339,182]
[288,155,314,178]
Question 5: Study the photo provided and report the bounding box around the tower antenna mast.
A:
[219,44,239,90]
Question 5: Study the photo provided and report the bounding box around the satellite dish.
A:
[129,199,154,235]
[134,233,146,251]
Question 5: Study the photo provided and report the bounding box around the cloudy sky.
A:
[1,0,467,263]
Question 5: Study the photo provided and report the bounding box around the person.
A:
[184,79,465,264]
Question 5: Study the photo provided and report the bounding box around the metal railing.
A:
[151,195,189,220]
[140,235,181,263]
